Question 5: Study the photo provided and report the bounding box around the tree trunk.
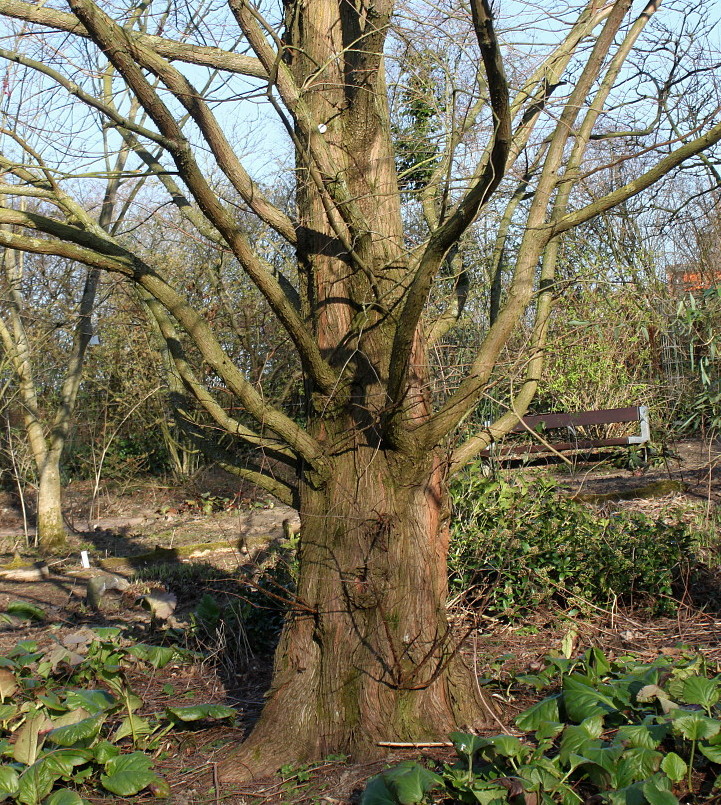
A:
[219,432,490,781]
[36,454,67,553]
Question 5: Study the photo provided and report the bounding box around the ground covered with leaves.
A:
[0,441,720,803]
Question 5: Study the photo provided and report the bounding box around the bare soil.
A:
[0,441,720,804]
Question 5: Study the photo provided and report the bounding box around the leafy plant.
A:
[449,473,695,618]
[0,627,236,802]
[362,648,721,804]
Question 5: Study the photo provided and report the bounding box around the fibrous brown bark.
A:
[219,440,488,780]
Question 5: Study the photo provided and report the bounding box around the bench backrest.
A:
[510,406,643,433]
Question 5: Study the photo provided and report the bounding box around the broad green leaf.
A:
[127,644,176,669]
[559,715,605,763]
[484,734,524,758]
[100,753,157,797]
[535,721,564,741]
[616,724,667,750]
[449,731,488,765]
[113,715,153,743]
[0,670,17,701]
[603,781,646,805]
[50,710,90,731]
[92,742,120,764]
[515,695,561,731]
[681,676,720,709]
[6,602,45,622]
[382,762,442,805]
[584,647,611,679]
[42,750,92,777]
[672,713,721,741]
[16,761,59,805]
[699,741,721,764]
[0,766,20,800]
[467,787,506,805]
[13,713,51,765]
[563,675,618,722]
[616,748,663,788]
[361,775,398,805]
[0,705,17,722]
[90,627,121,640]
[62,691,115,715]
[44,788,89,805]
[642,775,679,805]
[46,714,105,747]
[660,752,687,783]
[165,704,235,722]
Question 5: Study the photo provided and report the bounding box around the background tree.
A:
[0,0,719,781]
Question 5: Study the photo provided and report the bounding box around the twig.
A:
[377,741,453,747]
[212,762,220,805]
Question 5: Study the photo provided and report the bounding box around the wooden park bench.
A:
[481,405,650,460]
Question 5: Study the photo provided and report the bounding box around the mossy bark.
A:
[218,437,491,782]
[36,458,67,553]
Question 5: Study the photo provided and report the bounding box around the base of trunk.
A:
[218,641,495,783]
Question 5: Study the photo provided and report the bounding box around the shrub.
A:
[448,470,695,617]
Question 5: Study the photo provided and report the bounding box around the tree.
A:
[0,0,719,781]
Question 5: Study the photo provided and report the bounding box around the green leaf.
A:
[50,710,90,731]
[535,721,564,741]
[616,724,667,750]
[485,735,524,758]
[100,753,158,796]
[672,713,721,741]
[563,675,618,722]
[642,774,679,805]
[90,628,121,640]
[448,731,487,759]
[381,762,442,805]
[558,715,605,764]
[46,715,105,747]
[361,775,398,805]
[515,695,561,731]
[113,715,154,743]
[616,748,663,788]
[41,751,91,778]
[16,761,59,805]
[127,644,176,670]
[44,788,89,805]
[603,781,646,805]
[0,705,17,722]
[165,704,235,722]
[0,766,20,800]
[92,742,120,764]
[62,691,115,715]
[660,752,687,783]
[6,602,45,622]
[699,741,721,764]
[681,676,720,709]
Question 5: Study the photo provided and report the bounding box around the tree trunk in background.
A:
[36,454,66,552]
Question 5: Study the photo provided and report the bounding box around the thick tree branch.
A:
[66,0,336,394]
[0,0,267,78]
[385,0,510,433]
[0,207,330,476]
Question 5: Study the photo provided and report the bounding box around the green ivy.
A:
[448,473,694,618]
